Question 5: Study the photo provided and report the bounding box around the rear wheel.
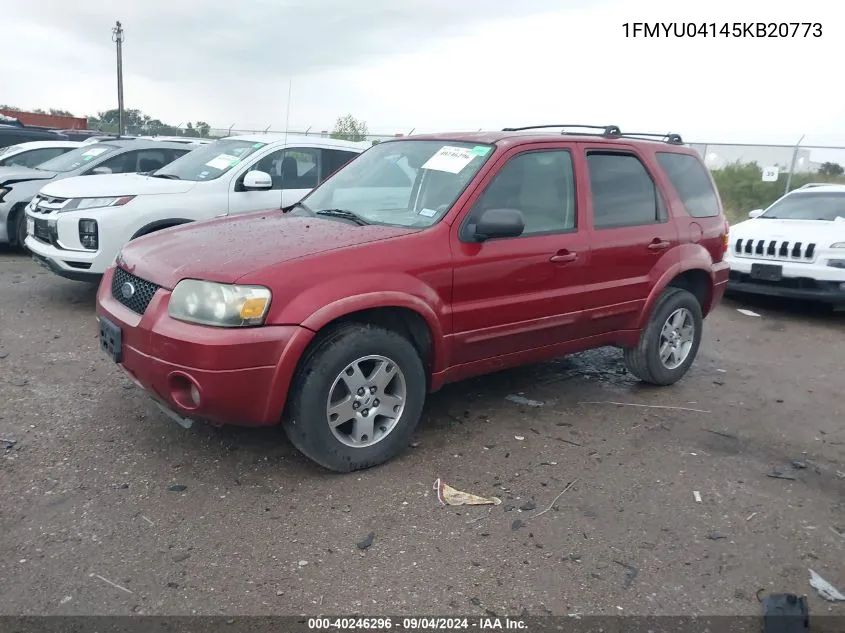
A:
[283,323,426,472]
[624,287,703,386]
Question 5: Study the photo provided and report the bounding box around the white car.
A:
[0,140,83,168]
[24,134,368,281]
[725,184,845,306]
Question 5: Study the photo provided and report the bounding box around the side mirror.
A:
[243,170,273,191]
[91,166,113,175]
[748,209,764,219]
[469,208,525,242]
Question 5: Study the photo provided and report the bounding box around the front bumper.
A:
[725,253,845,303]
[30,249,102,282]
[96,267,315,427]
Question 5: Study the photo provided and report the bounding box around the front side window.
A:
[298,140,494,228]
[656,152,720,218]
[761,192,845,221]
[248,147,320,190]
[151,139,267,181]
[588,152,661,228]
[35,144,119,173]
[467,150,576,235]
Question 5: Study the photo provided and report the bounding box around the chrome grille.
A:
[734,238,816,262]
[29,193,70,215]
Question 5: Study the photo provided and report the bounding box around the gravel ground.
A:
[1,248,843,619]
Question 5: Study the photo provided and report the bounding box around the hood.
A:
[0,166,56,187]
[731,217,845,246]
[118,212,415,288]
[39,173,196,199]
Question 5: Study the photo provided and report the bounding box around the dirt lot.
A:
[1,248,843,619]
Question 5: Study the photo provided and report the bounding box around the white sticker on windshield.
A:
[418,208,437,217]
[82,147,108,157]
[205,153,239,170]
[421,146,475,174]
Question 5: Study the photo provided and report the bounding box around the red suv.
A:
[96,125,730,472]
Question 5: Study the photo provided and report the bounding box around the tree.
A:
[331,114,369,142]
[819,162,844,177]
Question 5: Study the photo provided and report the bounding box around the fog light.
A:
[189,384,201,407]
[79,219,98,250]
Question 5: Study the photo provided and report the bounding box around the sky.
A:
[3,0,845,148]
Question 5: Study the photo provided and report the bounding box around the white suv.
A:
[725,184,845,306]
[24,134,368,282]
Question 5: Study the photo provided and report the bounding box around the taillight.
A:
[719,219,730,260]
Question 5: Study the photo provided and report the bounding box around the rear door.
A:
[578,143,680,333]
[449,143,591,365]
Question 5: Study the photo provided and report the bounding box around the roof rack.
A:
[500,124,683,145]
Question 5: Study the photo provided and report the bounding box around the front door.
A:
[577,144,680,334]
[449,145,591,366]
[228,147,321,215]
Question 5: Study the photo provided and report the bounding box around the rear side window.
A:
[656,152,720,218]
[587,152,661,228]
[322,149,359,179]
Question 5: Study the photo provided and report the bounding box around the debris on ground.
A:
[433,478,501,506]
[506,394,543,407]
[768,466,798,481]
[761,593,809,632]
[0,351,8,359]
[514,436,525,441]
[830,527,844,540]
[808,569,845,602]
[579,401,711,414]
[167,485,188,492]
[707,531,728,540]
[737,308,761,317]
[511,519,524,531]
[2,438,16,451]
[693,491,702,503]
[357,532,375,550]
[747,513,758,522]
[532,479,579,519]
[791,460,808,469]
[90,573,133,594]
[519,500,537,512]
[613,560,639,588]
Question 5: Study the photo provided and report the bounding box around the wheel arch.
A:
[130,218,193,241]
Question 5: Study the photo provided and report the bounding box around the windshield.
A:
[0,144,21,158]
[298,139,495,227]
[152,139,267,181]
[35,143,118,173]
[761,192,845,221]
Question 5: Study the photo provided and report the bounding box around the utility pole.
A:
[112,21,125,137]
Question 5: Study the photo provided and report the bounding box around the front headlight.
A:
[168,280,272,327]
[62,196,135,212]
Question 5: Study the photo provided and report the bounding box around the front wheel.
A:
[283,323,426,472]
[624,287,703,386]
[13,206,29,253]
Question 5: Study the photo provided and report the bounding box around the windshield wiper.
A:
[314,208,370,226]
[282,200,312,214]
[150,173,181,180]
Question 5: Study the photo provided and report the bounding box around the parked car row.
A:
[6,122,841,473]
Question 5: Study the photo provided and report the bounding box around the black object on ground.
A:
[761,593,809,633]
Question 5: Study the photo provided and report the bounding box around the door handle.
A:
[648,240,671,251]
[550,251,578,263]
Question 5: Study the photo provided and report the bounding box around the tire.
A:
[13,205,29,253]
[624,287,703,386]
[283,323,426,472]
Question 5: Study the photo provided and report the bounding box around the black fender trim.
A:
[130,218,193,241]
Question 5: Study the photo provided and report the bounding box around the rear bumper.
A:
[728,270,845,303]
[96,267,315,427]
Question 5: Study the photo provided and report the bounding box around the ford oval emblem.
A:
[121,281,136,299]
